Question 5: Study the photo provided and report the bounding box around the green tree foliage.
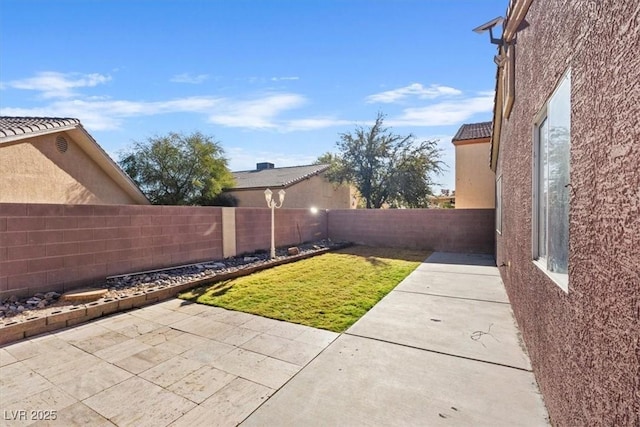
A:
[119,132,236,205]
[319,113,443,208]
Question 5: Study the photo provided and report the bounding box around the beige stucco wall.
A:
[227,174,356,209]
[0,132,138,205]
[454,140,496,209]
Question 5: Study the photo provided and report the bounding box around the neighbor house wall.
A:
[495,0,639,424]
[0,133,138,205]
[328,209,494,254]
[454,139,496,209]
[228,174,355,209]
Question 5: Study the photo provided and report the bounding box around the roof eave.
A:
[504,0,534,42]
[452,136,491,146]
[490,0,533,172]
[227,184,288,192]
[229,165,330,191]
[0,125,79,144]
[490,59,504,172]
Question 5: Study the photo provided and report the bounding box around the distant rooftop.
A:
[0,116,81,140]
[231,163,330,189]
[452,121,492,141]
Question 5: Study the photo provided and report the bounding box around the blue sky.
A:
[0,0,505,192]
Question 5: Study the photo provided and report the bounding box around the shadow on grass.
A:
[181,279,234,302]
[179,245,431,306]
[365,256,389,267]
[336,246,431,263]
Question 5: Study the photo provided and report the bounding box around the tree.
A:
[320,113,443,208]
[119,132,235,205]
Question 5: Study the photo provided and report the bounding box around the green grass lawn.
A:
[179,245,431,332]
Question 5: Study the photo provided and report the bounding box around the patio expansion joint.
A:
[344,331,533,373]
[393,289,511,305]
[418,269,500,278]
[237,331,342,425]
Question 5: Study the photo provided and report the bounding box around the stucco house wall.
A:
[1,132,138,205]
[0,117,148,205]
[454,140,495,209]
[493,0,639,425]
[228,173,355,209]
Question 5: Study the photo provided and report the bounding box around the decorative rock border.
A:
[0,244,349,346]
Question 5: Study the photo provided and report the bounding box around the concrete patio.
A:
[0,252,548,426]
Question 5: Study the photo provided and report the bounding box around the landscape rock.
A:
[288,247,300,255]
[204,263,226,269]
[0,239,345,323]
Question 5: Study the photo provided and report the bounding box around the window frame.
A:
[532,70,571,293]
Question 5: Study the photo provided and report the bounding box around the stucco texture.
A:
[227,174,355,209]
[0,133,137,205]
[454,140,496,208]
[495,0,639,425]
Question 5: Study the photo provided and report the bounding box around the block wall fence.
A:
[1,203,494,298]
[328,208,494,253]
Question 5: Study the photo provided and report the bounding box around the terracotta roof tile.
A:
[452,121,492,141]
[0,116,81,139]
[231,164,330,189]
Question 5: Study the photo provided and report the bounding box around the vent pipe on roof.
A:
[257,162,275,170]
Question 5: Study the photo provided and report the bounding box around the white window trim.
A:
[531,107,546,260]
[533,259,568,291]
[531,70,571,293]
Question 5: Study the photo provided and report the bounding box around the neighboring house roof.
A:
[0,116,150,204]
[230,164,331,190]
[452,121,493,141]
[0,117,82,140]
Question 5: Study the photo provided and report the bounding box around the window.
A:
[496,174,502,234]
[533,70,571,291]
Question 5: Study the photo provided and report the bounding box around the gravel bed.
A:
[0,240,345,324]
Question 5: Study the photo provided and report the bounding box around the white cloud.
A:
[1,71,492,135]
[0,71,313,131]
[0,105,121,130]
[207,93,306,129]
[270,76,300,82]
[386,92,494,127]
[1,96,226,130]
[284,117,353,131]
[366,83,462,104]
[170,73,210,84]
[0,92,337,132]
[4,71,111,99]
